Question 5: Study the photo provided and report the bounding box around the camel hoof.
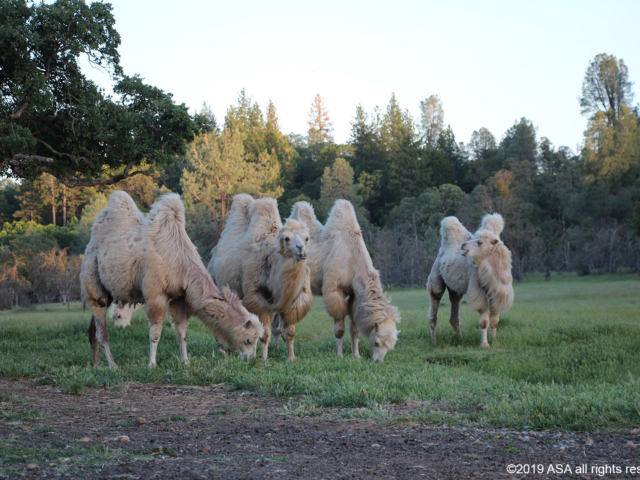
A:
[287,356,296,363]
[353,355,361,360]
[481,342,490,348]
[148,362,157,368]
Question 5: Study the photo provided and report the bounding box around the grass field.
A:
[1,273,639,432]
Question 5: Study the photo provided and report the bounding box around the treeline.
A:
[2,54,640,308]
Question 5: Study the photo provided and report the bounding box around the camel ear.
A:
[374,321,380,332]
[244,320,253,329]
[277,237,285,255]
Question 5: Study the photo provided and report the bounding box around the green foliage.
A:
[0,179,20,224]
[583,106,640,185]
[73,193,108,253]
[0,221,76,250]
[1,0,198,186]
[319,158,363,218]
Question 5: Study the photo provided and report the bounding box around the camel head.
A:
[109,303,136,328]
[206,288,264,361]
[461,230,503,264]
[277,219,309,261]
[369,305,401,363]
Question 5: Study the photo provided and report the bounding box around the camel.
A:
[108,303,143,328]
[80,191,263,368]
[427,213,514,347]
[289,200,400,362]
[208,194,313,362]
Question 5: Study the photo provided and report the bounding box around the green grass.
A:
[1,273,639,432]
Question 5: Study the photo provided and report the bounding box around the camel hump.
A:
[290,201,316,225]
[230,194,255,222]
[248,198,282,242]
[480,213,504,236]
[147,193,186,228]
[440,216,471,246]
[107,191,140,218]
[290,201,323,239]
[325,199,360,234]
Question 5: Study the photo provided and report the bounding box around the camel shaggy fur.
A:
[289,200,400,362]
[208,194,313,362]
[108,303,143,328]
[427,213,514,347]
[81,191,263,368]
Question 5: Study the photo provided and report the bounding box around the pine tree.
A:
[320,157,364,221]
[308,94,334,144]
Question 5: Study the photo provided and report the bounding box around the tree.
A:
[308,94,334,143]
[436,125,468,186]
[319,157,363,220]
[583,106,640,185]
[580,54,635,121]
[501,118,537,164]
[469,128,497,161]
[1,0,198,187]
[181,131,282,220]
[419,95,444,148]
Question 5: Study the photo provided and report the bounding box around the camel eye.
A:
[305,237,309,242]
[478,240,483,245]
[245,338,252,345]
[285,237,290,242]
[374,341,380,347]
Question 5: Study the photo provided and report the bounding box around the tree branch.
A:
[4,102,29,122]
[35,138,92,166]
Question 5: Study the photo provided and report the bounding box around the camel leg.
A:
[146,298,167,367]
[87,315,100,366]
[427,273,446,342]
[169,299,189,365]
[349,318,360,360]
[259,314,275,362]
[272,314,281,349]
[490,311,500,341]
[89,302,116,368]
[323,286,348,358]
[448,287,464,341]
[282,324,296,362]
[479,310,490,348]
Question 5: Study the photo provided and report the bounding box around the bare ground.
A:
[1,378,639,479]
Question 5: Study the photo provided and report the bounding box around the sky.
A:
[84,0,640,153]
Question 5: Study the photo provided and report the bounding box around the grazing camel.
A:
[427,213,514,347]
[289,200,400,362]
[81,191,263,368]
[108,303,143,328]
[208,194,313,362]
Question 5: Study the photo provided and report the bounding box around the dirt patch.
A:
[1,378,639,479]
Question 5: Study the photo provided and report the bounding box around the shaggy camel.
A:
[289,200,400,362]
[208,194,313,362]
[81,191,263,368]
[427,213,514,347]
[108,303,143,328]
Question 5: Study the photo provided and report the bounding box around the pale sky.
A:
[84,0,640,153]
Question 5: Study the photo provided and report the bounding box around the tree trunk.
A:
[62,185,67,227]
[50,176,56,226]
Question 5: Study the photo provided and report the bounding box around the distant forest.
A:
[2,49,639,308]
